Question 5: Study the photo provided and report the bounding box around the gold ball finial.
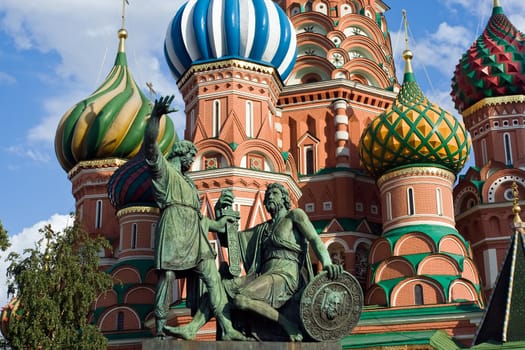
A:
[402,49,413,61]
[118,28,128,53]
[118,28,128,40]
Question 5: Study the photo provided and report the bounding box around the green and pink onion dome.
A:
[451,1,525,113]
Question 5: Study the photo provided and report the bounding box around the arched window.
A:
[246,101,253,138]
[354,243,369,284]
[212,100,221,137]
[305,1,312,12]
[415,284,423,305]
[131,223,137,249]
[386,192,392,220]
[504,133,513,166]
[95,200,103,229]
[407,188,415,216]
[117,311,124,330]
[436,188,443,216]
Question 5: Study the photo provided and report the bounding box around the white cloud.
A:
[0,72,16,84]
[0,0,188,165]
[0,214,72,308]
[6,145,51,163]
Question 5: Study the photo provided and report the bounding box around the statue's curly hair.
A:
[265,183,292,210]
[167,140,197,160]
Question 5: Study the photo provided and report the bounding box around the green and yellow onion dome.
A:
[360,50,471,178]
[451,1,525,113]
[55,28,176,172]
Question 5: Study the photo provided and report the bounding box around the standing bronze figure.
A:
[144,96,244,340]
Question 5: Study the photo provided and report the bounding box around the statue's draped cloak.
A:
[146,145,215,271]
[221,215,314,308]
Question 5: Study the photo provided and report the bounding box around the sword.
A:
[216,207,241,277]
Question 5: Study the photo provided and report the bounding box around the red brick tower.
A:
[451,0,525,298]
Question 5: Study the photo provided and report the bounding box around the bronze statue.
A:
[144,96,244,340]
[167,183,344,341]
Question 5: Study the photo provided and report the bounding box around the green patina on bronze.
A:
[162,181,357,342]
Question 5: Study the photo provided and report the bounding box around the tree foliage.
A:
[5,217,113,349]
[0,219,10,252]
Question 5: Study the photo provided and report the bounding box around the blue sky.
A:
[0,0,524,303]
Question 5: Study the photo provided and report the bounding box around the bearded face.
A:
[264,188,285,216]
[180,153,195,173]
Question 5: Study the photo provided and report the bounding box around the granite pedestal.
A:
[142,340,341,350]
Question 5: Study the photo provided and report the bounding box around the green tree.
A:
[0,219,10,252]
[5,217,113,350]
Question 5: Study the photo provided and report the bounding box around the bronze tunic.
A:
[147,145,215,271]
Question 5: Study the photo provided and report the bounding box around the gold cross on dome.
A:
[121,0,130,29]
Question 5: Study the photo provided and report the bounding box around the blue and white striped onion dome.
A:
[164,0,297,81]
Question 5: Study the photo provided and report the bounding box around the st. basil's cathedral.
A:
[7,0,525,349]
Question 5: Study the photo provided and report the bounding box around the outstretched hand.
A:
[151,95,176,119]
[323,263,343,280]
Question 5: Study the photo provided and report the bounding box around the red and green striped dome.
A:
[360,50,471,177]
[451,1,525,113]
[55,29,176,172]
[1,298,21,341]
[107,149,159,210]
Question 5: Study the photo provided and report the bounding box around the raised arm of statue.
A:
[290,208,342,280]
[144,95,175,162]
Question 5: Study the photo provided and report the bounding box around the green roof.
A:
[312,217,382,235]
[470,341,525,349]
[383,224,470,251]
[360,302,483,321]
[341,330,460,349]
[105,259,154,282]
[372,275,481,306]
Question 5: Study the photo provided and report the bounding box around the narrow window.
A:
[415,284,423,305]
[305,146,314,175]
[504,133,513,166]
[436,188,443,216]
[407,188,415,216]
[246,101,253,138]
[95,200,103,229]
[189,109,195,137]
[117,311,124,330]
[212,100,221,137]
[386,192,392,220]
[481,139,488,166]
[131,223,137,249]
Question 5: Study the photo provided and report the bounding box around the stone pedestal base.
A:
[142,340,341,350]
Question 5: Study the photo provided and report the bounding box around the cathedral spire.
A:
[118,0,129,53]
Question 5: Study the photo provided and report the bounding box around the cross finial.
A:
[402,9,410,51]
[146,82,157,106]
[121,0,129,29]
[401,10,414,74]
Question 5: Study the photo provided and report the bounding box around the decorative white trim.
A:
[335,130,349,140]
[334,114,349,125]
[335,146,350,157]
